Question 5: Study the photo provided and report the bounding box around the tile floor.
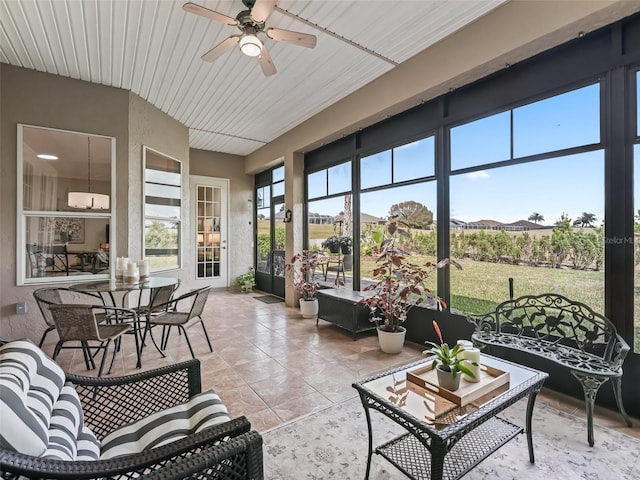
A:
[45,288,640,438]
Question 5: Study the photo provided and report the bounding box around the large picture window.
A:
[449,83,603,315]
[450,151,604,314]
[18,125,113,284]
[306,161,353,288]
[144,147,181,272]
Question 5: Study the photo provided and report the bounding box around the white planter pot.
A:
[377,326,406,354]
[436,365,461,391]
[299,298,319,318]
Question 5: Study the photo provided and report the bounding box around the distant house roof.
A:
[359,213,385,224]
[506,219,547,229]
[308,212,334,224]
[471,219,503,226]
[332,212,385,224]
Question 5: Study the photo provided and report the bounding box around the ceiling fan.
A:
[183,0,317,76]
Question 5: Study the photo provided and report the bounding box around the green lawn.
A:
[360,254,640,349]
[361,255,604,312]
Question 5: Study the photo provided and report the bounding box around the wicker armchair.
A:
[0,358,263,480]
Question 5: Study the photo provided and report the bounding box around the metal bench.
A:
[469,293,632,446]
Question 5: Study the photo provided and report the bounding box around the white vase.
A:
[377,326,406,354]
[299,298,319,318]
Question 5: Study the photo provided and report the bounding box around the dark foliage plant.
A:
[358,217,459,333]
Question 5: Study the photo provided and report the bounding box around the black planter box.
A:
[316,289,376,340]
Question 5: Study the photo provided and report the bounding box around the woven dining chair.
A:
[33,287,107,350]
[135,282,181,358]
[144,286,213,360]
[136,282,181,319]
[48,304,134,377]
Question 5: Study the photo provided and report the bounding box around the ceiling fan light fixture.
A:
[239,34,263,56]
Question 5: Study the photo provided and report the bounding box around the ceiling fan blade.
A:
[266,28,317,48]
[183,2,238,26]
[201,36,240,62]
[257,44,277,76]
[250,0,277,24]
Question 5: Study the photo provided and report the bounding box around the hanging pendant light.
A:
[67,137,110,210]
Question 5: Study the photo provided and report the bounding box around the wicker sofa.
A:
[0,339,263,479]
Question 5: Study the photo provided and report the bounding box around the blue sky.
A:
[306,82,610,227]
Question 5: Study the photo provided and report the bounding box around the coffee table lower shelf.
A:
[376,416,522,480]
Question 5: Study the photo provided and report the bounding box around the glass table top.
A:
[356,354,544,430]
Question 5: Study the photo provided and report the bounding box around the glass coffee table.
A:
[352,354,548,480]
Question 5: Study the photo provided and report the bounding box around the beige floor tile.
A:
[53,288,640,435]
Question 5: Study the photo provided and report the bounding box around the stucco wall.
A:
[189,148,253,284]
[127,92,189,287]
[0,66,188,342]
[0,65,129,341]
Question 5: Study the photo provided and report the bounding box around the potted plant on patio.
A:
[321,236,341,254]
[339,236,352,254]
[235,268,255,293]
[286,250,321,318]
[423,321,477,391]
[358,217,457,354]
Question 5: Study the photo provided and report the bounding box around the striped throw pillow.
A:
[0,339,65,457]
[100,390,230,459]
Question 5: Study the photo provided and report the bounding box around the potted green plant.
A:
[235,269,255,293]
[321,235,341,254]
[423,321,476,391]
[285,250,321,318]
[358,217,458,354]
[339,236,352,254]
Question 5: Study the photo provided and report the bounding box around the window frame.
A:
[17,124,115,285]
[142,146,183,273]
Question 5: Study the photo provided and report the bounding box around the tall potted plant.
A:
[358,217,456,354]
[286,250,321,318]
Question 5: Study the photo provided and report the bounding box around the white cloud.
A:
[465,170,490,180]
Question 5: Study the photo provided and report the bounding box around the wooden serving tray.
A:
[406,362,510,407]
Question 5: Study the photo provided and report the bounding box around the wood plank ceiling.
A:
[0,0,506,155]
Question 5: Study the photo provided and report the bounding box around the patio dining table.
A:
[69,276,180,368]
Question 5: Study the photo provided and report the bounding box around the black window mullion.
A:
[605,66,633,341]
[437,123,450,306]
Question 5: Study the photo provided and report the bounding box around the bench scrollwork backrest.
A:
[491,293,628,367]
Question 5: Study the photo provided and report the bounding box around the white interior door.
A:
[190,176,228,288]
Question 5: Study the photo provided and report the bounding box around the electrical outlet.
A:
[16,302,27,315]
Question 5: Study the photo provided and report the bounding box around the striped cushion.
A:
[0,339,65,456]
[76,426,100,461]
[100,390,230,460]
[42,386,100,461]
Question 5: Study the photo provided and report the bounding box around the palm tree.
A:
[574,212,597,228]
[528,212,544,224]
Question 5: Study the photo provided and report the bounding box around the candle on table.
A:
[116,257,129,279]
[138,259,149,278]
[124,261,139,283]
[456,339,473,360]
[462,347,481,383]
